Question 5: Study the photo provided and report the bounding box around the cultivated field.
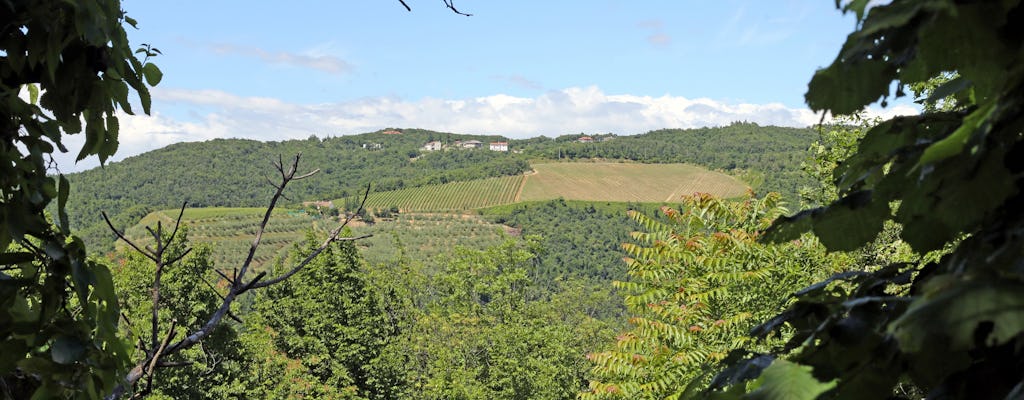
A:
[342,175,524,212]
[519,162,748,202]
[124,208,316,272]
[123,208,508,272]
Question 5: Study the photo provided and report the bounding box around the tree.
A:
[101,157,373,399]
[713,1,1024,398]
[249,231,398,399]
[110,231,248,399]
[1,1,160,397]
[581,193,839,399]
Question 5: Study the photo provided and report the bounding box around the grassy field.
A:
[519,162,748,203]
[123,208,508,272]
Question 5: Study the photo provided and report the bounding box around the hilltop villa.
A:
[489,142,509,152]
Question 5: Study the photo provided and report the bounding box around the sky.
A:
[56,0,917,172]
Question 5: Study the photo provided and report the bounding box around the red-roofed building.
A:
[578,136,594,143]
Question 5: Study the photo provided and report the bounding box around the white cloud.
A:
[208,43,352,75]
[637,19,672,47]
[52,86,919,172]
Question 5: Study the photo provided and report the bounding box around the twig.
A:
[443,0,473,16]
[250,184,372,289]
[399,0,412,11]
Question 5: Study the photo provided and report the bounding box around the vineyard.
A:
[519,162,748,202]
[355,213,509,266]
[123,207,316,273]
[341,175,524,212]
[123,207,510,272]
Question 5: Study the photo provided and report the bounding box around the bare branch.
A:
[443,0,473,16]
[213,269,235,286]
[155,361,193,369]
[398,0,472,16]
[163,247,193,266]
[251,184,372,289]
[163,202,188,250]
[102,212,157,262]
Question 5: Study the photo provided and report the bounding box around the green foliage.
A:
[482,199,639,283]
[250,231,398,399]
[110,229,247,399]
[717,1,1024,398]
[0,1,158,397]
[582,193,838,399]
[367,237,621,399]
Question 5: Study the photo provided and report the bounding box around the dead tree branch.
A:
[105,154,371,399]
[397,0,472,16]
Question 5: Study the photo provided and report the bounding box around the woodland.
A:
[2,1,1024,400]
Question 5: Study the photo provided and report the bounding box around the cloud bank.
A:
[54,86,918,172]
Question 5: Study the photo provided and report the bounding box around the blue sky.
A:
[60,1,916,171]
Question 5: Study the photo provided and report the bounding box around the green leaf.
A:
[142,63,163,86]
[762,209,815,244]
[745,360,836,400]
[810,191,888,252]
[806,59,892,115]
[57,175,70,234]
[27,84,39,105]
[917,102,995,166]
[51,335,86,365]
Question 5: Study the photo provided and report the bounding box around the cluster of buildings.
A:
[422,140,509,152]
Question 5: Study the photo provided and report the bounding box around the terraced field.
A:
[519,162,748,202]
[124,208,317,272]
[123,208,507,272]
[343,175,524,211]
